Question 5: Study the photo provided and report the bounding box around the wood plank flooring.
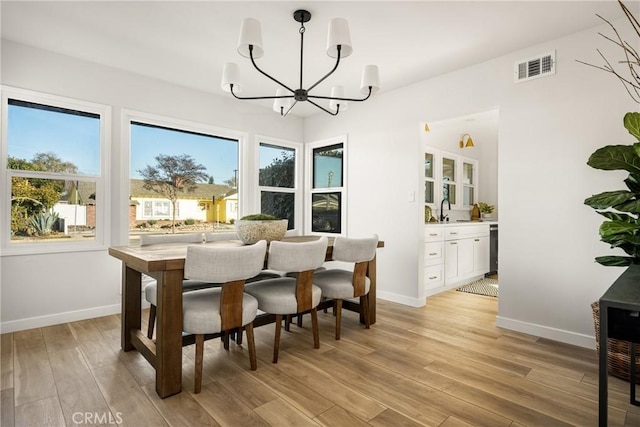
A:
[2,289,639,426]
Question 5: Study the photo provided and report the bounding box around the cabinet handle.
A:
[429,233,438,236]
[450,242,457,245]
[450,232,458,235]
[474,239,480,242]
[428,276,438,279]
[428,252,437,256]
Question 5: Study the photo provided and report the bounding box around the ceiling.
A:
[0,1,627,118]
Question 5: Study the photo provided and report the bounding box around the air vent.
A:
[514,50,556,83]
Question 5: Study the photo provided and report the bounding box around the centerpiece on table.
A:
[235,214,288,244]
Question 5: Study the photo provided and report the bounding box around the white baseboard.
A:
[496,315,596,350]
[1,303,122,334]
[377,290,426,308]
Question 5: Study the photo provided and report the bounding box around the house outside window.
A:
[1,86,110,253]
[257,137,302,231]
[305,136,346,235]
[125,111,241,242]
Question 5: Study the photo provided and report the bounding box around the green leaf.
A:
[587,145,640,175]
[625,112,640,141]
[599,220,639,237]
[614,199,640,213]
[625,174,640,194]
[597,211,636,222]
[584,190,634,209]
[595,256,634,266]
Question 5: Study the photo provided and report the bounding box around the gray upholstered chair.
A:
[245,236,328,363]
[140,233,213,339]
[313,235,378,340]
[182,240,267,393]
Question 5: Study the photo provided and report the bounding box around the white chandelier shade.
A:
[221,9,379,116]
[237,18,264,59]
[329,86,348,112]
[326,18,353,58]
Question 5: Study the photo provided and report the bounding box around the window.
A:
[462,161,475,206]
[126,112,241,243]
[257,138,302,231]
[424,151,436,206]
[1,87,110,253]
[306,137,346,235]
[442,156,457,205]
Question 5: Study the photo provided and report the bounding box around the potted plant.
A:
[235,214,288,244]
[478,202,495,219]
[580,0,640,381]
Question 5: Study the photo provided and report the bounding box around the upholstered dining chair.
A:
[182,240,267,393]
[313,235,379,340]
[245,236,328,363]
[140,232,212,339]
[202,230,280,346]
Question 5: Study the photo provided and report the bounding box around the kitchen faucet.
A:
[440,198,451,222]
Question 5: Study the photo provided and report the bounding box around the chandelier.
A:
[221,9,380,116]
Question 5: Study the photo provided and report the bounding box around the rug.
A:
[456,278,499,297]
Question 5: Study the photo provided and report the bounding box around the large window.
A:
[306,137,346,235]
[127,114,240,243]
[1,87,110,252]
[258,139,302,231]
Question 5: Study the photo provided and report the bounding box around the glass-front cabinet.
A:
[424,146,479,211]
[424,152,435,206]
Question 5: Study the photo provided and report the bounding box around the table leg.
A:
[599,302,608,427]
[155,269,184,398]
[121,265,141,351]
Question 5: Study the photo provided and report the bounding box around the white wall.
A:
[1,40,303,332]
[304,18,638,347]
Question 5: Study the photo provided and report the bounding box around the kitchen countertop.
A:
[425,220,498,227]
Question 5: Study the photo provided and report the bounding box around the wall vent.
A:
[514,50,556,83]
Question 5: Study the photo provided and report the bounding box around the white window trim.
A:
[0,86,111,256]
[120,109,248,245]
[304,135,348,237]
[255,135,303,235]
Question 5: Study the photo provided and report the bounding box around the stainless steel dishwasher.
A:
[489,224,498,275]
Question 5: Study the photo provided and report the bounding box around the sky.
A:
[7,102,333,187]
[7,103,285,184]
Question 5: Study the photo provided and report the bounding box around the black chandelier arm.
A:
[307,46,342,93]
[308,86,373,103]
[281,100,298,117]
[307,98,339,116]
[249,45,296,94]
[229,84,294,101]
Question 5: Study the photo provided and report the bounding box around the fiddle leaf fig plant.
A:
[580,0,640,267]
[585,112,640,266]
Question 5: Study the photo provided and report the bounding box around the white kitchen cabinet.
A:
[424,225,445,294]
[423,145,479,212]
[425,223,491,296]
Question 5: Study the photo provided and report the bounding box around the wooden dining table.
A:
[108,235,384,398]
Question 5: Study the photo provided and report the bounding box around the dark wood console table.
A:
[598,265,640,426]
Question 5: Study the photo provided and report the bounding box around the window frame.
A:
[120,109,247,245]
[0,86,111,255]
[255,135,303,234]
[304,135,348,236]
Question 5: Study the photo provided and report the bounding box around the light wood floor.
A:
[2,289,639,426]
